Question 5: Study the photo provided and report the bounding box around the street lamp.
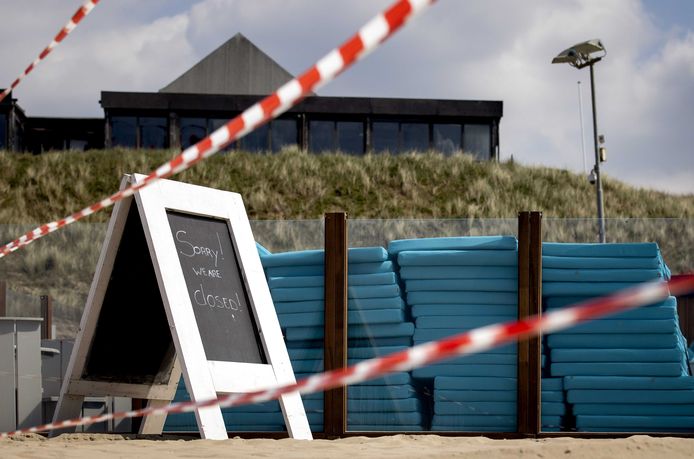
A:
[552,39,607,243]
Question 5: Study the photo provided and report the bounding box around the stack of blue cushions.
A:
[388,236,519,432]
[541,377,566,431]
[263,245,420,432]
[543,242,693,432]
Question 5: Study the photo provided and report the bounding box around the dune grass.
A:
[0,148,692,337]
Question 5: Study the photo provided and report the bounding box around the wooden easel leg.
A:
[278,392,313,440]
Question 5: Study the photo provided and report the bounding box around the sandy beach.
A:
[2,434,694,458]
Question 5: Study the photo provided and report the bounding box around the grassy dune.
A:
[1,148,692,223]
[0,148,692,337]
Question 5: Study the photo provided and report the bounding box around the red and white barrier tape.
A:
[3,275,692,438]
[0,0,435,259]
[0,0,100,104]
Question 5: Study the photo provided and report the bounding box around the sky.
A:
[1,0,693,194]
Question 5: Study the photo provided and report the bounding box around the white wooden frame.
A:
[54,175,311,440]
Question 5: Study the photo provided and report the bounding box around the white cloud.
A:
[0,0,692,194]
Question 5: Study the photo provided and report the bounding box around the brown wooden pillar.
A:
[517,211,542,435]
[40,295,53,340]
[0,280,6,317]
[323,212,348,437]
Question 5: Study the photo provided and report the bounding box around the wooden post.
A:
[517,211,542,435]
[40,295,53,340]
[0,281,6,317]
[323,212,348,437]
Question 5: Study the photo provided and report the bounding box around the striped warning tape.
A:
[0,0,435,259]
[0,0,101,104]
[2,274,692,438]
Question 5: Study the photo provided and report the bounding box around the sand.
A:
[1,434,694,458]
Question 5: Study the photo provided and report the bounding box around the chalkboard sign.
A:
[54,174,311,440]
[166,211,266,364]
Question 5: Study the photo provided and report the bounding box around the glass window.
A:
[372,121,398,153]
[242,123,270,152]
[180,117,207,149]
[336,121,364,155]
[401,122,429,152]
[139,117,168,149]
[464,124,491,160]
[0,113,6,150]
[433,124,461,155]
[111,116,137,148]
[271,119,298,152]
[209,118,237,151]
[309,120,334,153]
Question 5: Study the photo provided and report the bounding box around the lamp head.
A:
[552,39,606,68]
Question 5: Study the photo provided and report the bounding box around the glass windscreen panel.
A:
[180,117,207,149]
[242,123,270,152]
[0,113,6,150]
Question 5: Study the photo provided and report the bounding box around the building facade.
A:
[3,34,502,158]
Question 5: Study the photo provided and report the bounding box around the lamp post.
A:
[552,39,607,243]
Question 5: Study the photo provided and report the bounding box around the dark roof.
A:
[101,91,503,119]
[159,33,296,96]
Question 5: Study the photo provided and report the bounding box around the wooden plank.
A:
[516,212,531,434]
[41,295,53,340]
[15,319,43,429]
[323,212,348,437]
[528,211,542,434]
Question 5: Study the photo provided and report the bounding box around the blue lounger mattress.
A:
[563,376,694,390]
[413,364,517,379]
[407,291,518,305]
[435,401,517,416]
[274,297,406,314]
[542,256,661,270]
[264,261,395,278]
[272,284,400,302]
[430,354,517,365]
[542,242,660,258]
[556,319,679,334]
[575,415,694,429]
[567,390,694,404]
[388,236,518,255]
[541,378,564,391]
[542,268,663,283]
[269,272,398,288]
[398,250,518,267]
[347,346,409,360]
[285,322,414,341]
[573,404,694,416]
[411,304,518,317]
[399,266,518,280]
[261,247,388,267]
[543,282,662,297]
[346,412,423,425]
[431,414,516,428]
[349,425,424,431]
[415,316,517,329]
[541,391,564,402]
[278,308,405,328]
[544,295,676,310]
[348,384,417,399]
[348,337,414,347]
[347,398,421,412]
[433,390,517,402]
[541,402,567,416]
[547,333,681,349]
[406,279,518,292]
[551,362,687,377]
[435,376,517,391]
[551,348,684,363]
[544,305,677,321]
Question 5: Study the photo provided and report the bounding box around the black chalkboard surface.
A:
[167,211,266,364]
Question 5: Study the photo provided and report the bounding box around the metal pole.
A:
[577,81,588,174]
[589,63,606,243]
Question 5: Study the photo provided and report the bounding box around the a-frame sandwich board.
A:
[52,174,312,440]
